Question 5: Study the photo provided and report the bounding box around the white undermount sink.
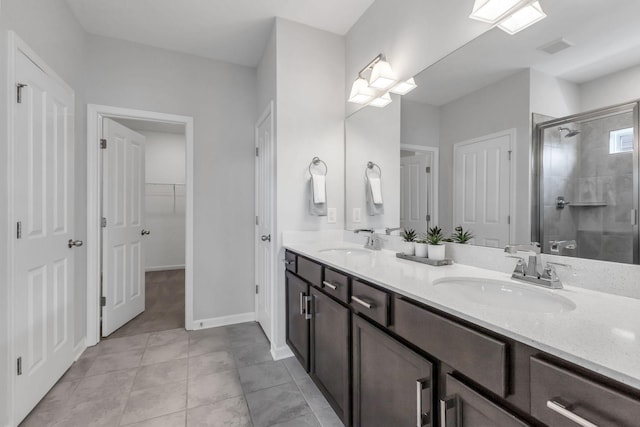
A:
[318,248,372,256]
[433,277,576,314]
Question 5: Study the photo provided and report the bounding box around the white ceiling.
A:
[113,118,185,135]
[406,0,640,106]
[65,0,375,67]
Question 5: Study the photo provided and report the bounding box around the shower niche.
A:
[534,103,639,264]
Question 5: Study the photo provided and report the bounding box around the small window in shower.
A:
[609,127,634,154]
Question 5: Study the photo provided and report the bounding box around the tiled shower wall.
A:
[543,112,635,263]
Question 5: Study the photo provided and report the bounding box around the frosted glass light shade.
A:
[497,1,546,34]
[369,60,397,90]
[390,77,417,95]
[348,77,375,104]
[469,0,522,23]
[369,92,392,108]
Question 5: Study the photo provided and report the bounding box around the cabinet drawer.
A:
[394,297,508,397]
[284,251,297,273]
[322,268,350,304]
[297,256,322,287]
[443,374,528,427]
[350,280,390,327]
[531,357,640,427]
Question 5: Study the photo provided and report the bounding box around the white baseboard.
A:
[145,264,185,272]
[271,344,294,360]
[191,312,256,330]
[73,340,87,361]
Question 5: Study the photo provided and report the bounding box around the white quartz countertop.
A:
[284,241,640,390]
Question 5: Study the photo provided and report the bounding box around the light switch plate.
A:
[327,208,337,224]
[352,208,361,223]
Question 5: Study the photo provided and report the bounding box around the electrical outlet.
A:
[327,208,337,224]
[352,208,361,223]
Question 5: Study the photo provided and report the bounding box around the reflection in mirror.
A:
[343,0,640,263]
[345,98,400,231]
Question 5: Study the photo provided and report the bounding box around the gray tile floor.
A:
[19,323,343,427]
[106,270,186,339]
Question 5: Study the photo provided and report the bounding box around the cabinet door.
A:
[286,271,310,371]
[442,374,529,427]
[353,315,433,427]
[311,288,350,426]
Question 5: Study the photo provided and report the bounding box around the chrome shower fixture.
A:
[558,127,580,137]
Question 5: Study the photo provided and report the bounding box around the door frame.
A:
[86,104,194,346]
[6,31,77,427]
[254,101,276,341]
[452,128,517,245]
[400,144,440,228]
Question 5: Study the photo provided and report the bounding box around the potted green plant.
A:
[451,225,474,244]
[400,228,417,255]
[414,233,429,257]
[426,226,446,260]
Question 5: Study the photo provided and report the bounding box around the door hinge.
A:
[426,214,431,222]
[255,285,259,294]
[16,221,22,239]
[101,296,106,307]
[508,150,512,160]
[255,216,259,226]
[508,215,511,225]
[101,217,107,228]
[100,139,107,149]
[425,166,431,173]
[17,357,22,376]
[16,83,27,103]
[255,147,259,157]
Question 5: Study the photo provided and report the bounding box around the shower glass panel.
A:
[537,103,639,264]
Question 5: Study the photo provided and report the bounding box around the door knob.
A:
[261,234,271,242]
[141,229,151,236]
[68,239,84,248]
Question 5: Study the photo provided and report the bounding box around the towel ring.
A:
[309,157,328,176]
[365,161,382,179]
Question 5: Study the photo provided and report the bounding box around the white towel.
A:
[309,176,327,216]
[368,177,383,205]
[366,177,384,216]
[311,173,326,204]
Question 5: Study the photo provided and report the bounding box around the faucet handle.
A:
[506,256,526,275]
[545,261,574,274]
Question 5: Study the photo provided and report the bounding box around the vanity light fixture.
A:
[470,0,547,35]
[348,77,376,104]
[369,92,392,108]
[389,77,417,95]
[348,53,417,107]
[497,1,546,35]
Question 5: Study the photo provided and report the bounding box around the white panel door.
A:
[255,107,273,341]
[12,49,76,423]
[453,132,512,247]
[102,119,146,336]
[400,153,432,232]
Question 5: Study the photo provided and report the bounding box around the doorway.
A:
[86,105,194,346]
[400,144,439,232]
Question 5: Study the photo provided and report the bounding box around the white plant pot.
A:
[402,241,415,256]
[414,243,428,258]
[428,244,446,260]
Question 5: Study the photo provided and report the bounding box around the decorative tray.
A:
[396,253,454,266]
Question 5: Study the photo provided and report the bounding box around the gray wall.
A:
[401,99,441,147]
[0,0,87,424]
[84,34,258,323]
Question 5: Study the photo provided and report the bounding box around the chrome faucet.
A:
[549,240,577,254]
[354,229,382,250]
[504,242,569,289]
[385,227,402,235]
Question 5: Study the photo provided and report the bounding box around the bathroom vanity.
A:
[284,243,640,427]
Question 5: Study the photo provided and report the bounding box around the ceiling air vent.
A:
[537,38,574,55]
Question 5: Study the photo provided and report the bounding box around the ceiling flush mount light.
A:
[469,0,524,23]
[469,0,547,35]
[348,53,416,108]
[369,92,392,108]
[497,1,546,35]
[390,77,417,95]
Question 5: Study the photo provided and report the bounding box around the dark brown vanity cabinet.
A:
[352,315,433,427]
[285,270,311,371]
[310,288,351,425]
